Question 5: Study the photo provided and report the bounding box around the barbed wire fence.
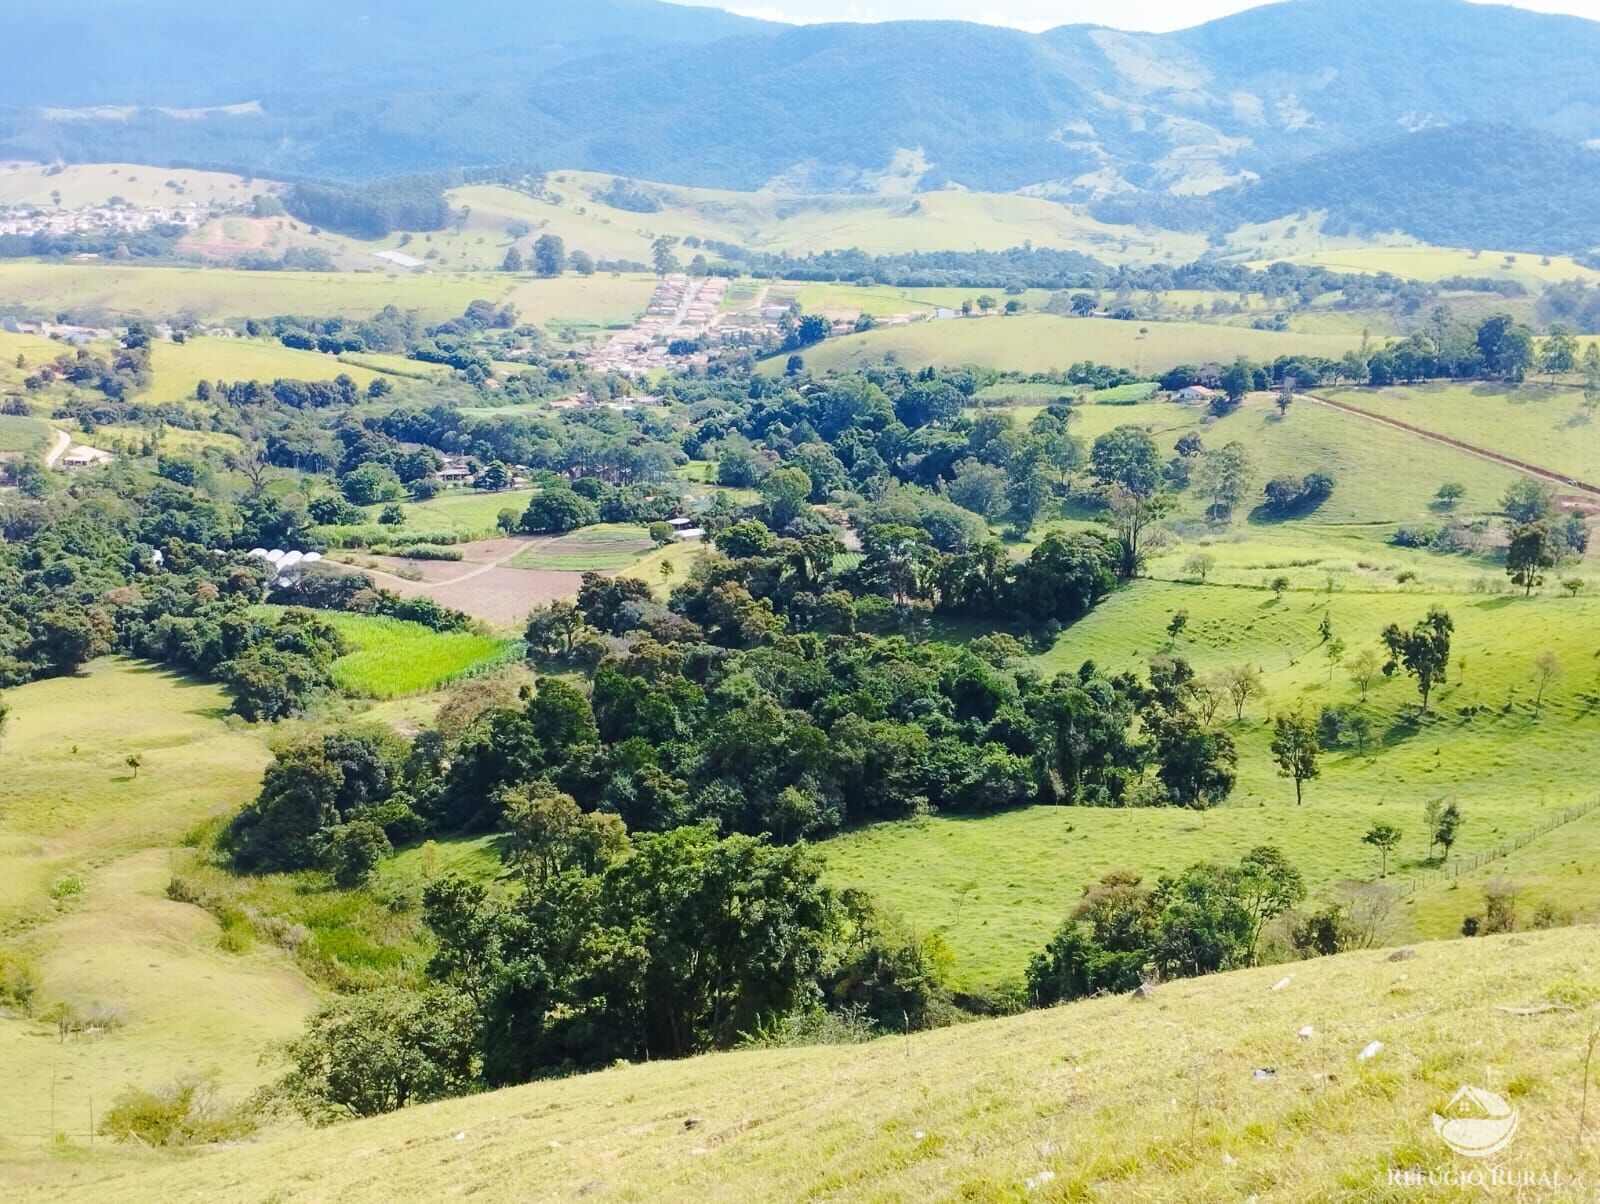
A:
[1393,797,1599,899]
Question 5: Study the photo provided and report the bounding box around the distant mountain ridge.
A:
[1094,125,1600,255]
[1,0,1598,251]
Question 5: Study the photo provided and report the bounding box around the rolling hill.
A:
[19,929,1599,1202]
[1095,126,1600,256]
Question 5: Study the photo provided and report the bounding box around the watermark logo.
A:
[1431,1085,1520,1158]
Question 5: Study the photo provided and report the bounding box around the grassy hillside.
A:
[145,337,385,401]
[784,315,1364,375]
[828,580,1600,987]
[0,661,314,1153]
[1247,246,1600,290]
[19,928,1600,1202]
[0,263,655,327]
[437,173,1206,268]
[1322,383,1600,487]
[0,163,271,208]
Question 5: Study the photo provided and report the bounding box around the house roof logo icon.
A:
[1432,1085,1520,1158]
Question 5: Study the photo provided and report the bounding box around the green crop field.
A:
[975,381,1159,410]
[270,610,517,699]
[794,283,1062,318]
[780,314,1365,375]
[0,263,502,323]
[450,172,1209,267]
[316,489,540,547]
[507,523,655,570]
[824,578,1600,988]
[0,412,49,453]
[621,540,713,598]
[0,331,70,391]
[0,660,314,1150]
[0,264,654,329]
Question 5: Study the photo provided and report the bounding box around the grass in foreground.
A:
[0,661,313,1151]
[18,929,1600,1202]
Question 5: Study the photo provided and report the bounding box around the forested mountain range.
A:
[2,0,1598,250]
[1094,126,1600,256]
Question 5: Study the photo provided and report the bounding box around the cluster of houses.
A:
[586,275,730,376]
[0,200,211,239]
[1,316,111,345]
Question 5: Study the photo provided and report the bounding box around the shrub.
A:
[0,948,42,1014]
[101,1072,255,1146]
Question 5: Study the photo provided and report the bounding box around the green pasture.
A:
[827,580,1600,988]
[1322,382,1600,487]
[0,660,311,1144]
[780,314,1364,376]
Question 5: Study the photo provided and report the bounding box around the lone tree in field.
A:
[532,234,566,277]
[125,753,143,779]
[1431,799,1464,861]
[1183,552,1215,582]
[1582,343,1600,418]
[1346,648,1380,700]
[1166,610,1189,644]
[1506,521,1561,595]
[1221,663,1262,720]
[1532,650,1561,715]
[1274,377,1295,417]
[1381,607,1453,712]
[1270,709,1321,805]
[1363,823,1402,877]
[1323,635,1346,682]
[1434,482,1465,509]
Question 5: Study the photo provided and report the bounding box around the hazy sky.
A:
[699,0,1600,34]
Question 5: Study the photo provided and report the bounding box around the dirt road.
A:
[1303,393,1600,497]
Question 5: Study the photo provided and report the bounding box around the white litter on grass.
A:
[1025,1170,1057,1191]
[1271,975,1293,992]
[913,1130,925,1139]
[1357,1041,1384,1061]
[454,1131,466,1141]
[1298,1026,1316,1040]
[1223,1152,1238,1167]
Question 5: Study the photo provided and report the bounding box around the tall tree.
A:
[1363,823,1402,877]
[1542,324,1578,383]
[1581,343,1600,418]
[1380,608,1454,712]
[1270,709,1320,805]
[1505,521,1562,595]
[532,234,566,277]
